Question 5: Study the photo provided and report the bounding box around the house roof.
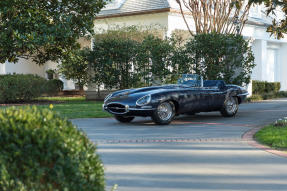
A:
[97,0,171,18]
[97,0,271,26]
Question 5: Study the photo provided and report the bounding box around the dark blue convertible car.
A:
[103,74,248,125]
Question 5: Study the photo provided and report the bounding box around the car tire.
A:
[220,96,238,117]
[115,115,135,123]
[152,101,175,125]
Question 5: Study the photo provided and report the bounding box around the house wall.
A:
[94,12,169,32]
[2,59,75,90]
[4,58,46,77]
[242,24,287,91]
[167,12,195,36]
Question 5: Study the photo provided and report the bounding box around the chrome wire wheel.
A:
[220,96,238,117]
[226,97,238,114]
[152,101,175,125]
[157,102,173,121]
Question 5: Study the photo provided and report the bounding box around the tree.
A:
[249,0,287,39]
[91,34,140,90]
[176,0,252,35]
[0,0,106,64]
[185,33,255,85]
[59,49,91,91]
[137,35,174,85]
[176,0,287,39]
[90,26,167,90]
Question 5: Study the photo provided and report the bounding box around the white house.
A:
[1,0,287,93]
[91,0,287,93]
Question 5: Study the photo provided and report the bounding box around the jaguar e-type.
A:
[103,74,248,125]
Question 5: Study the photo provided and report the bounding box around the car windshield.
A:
[177,74,202,87]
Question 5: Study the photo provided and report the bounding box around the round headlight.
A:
[104,93,113,103]
[136,95,151,106]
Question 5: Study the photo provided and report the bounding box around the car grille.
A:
[107,103,127,114]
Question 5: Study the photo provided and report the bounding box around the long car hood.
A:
[109,84,189,101]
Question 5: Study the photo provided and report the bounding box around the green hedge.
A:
[252,80,281,94]
[0,74,64,103]
[0,107,105,191]
[44,79,64,96]
[0,74,47,103]
[185,33,255,85]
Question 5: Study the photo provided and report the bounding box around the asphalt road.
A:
[72,99,287,191]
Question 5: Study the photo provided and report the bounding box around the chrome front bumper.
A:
[103,103,155,116]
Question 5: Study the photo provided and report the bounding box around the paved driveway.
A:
[72,99,287,191]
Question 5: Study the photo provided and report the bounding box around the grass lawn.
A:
[255,125,287,150]
[1,97,112,119]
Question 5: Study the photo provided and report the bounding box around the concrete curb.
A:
[242,127,287,158]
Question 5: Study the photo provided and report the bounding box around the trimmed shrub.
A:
[247,94,263,102]
[44,79,64,95]
[276,91,287,98]
[274,82,281,93]
[252,80,281,95]
[252,80,265,94]
[59,49,90,91]
[0,107,105,191]
[261,92,277,100]
[137,35,174,86]
[90,27,256,89]
[184,33,255,85]
[91,34,141,89]
[0,74,47,103]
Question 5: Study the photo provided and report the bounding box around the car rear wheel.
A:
[115,115,135,123]
[152,101,175,125]
[220,96,238,117]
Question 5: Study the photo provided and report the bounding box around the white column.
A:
[0,63,6,74]
[278,43,287,90]
[251,39,267,81]
[261,40,268,80]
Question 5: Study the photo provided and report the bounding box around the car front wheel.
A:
[152,101,175,125]
[220,96,238,117]
[115,115,135,123]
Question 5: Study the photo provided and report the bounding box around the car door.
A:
[178,89,202,113]
[207,87,226,110]
[198,89,213,112]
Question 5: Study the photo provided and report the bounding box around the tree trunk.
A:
[79,85,84,91]
[176,0,252,35]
